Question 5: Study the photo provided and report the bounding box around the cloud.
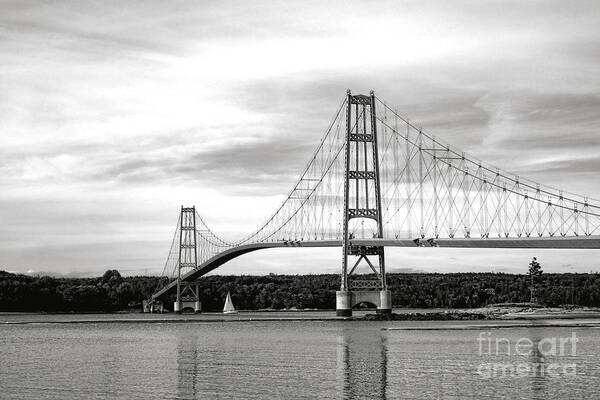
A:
[1,1,599,275]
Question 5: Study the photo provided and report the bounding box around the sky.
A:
[1,0,600,277]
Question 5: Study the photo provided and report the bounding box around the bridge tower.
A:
[336,90,391,317]
[174,206,201,313]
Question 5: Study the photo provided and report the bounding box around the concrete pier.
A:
[376,290,392,314]
[174,301,201,313]
[336,291,353,317]
[336,290,392,317]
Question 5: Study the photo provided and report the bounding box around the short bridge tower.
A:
[174,206,201,313]
[336,90,392,317]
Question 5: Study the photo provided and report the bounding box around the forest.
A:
[1,269,599,312]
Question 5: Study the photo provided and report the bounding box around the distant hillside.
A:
[1,270,599,312]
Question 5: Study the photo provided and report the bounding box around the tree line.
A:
[1,269,599,312]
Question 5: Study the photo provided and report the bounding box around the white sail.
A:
[223,291,237,314]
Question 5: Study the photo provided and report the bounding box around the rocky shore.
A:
[361,305,600,321]
[362,311,495,321]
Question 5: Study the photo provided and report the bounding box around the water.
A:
[1,314,599,399]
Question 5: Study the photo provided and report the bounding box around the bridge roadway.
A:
[152,235,600,300]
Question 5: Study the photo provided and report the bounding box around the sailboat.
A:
[223,291,237,314]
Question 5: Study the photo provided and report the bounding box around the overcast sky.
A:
[1,1,600,277]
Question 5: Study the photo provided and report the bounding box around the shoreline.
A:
[3,305,599,315]
[382,321,600,330]
[4,317,600,326]
[3,308,600,325]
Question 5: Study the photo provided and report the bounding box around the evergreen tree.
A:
[528,257,543,303]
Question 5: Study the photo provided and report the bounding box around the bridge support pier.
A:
[174,300,201,313]
[143,300,164,313]
[336,290,392,317]
[336,291,353,317]
[376,290,392,315]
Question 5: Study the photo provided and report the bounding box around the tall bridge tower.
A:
[336,90,391,317]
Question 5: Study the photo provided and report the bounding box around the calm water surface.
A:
[1,313,599,399]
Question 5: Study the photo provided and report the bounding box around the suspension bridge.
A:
[148,90,600,316]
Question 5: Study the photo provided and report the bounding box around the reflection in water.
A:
[177,334,199,399]
[528,335,547,399]
[337,328,388,399]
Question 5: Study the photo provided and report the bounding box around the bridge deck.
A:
[151,236,600,300]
